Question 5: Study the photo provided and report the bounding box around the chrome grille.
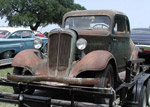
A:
[49,34,71,71]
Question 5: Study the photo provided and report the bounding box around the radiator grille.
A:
[49,34,71,71]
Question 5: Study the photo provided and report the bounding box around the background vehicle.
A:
[0,10,150,107]
[33,30,45,37]
[131,28,150,51]
[131,28,150,64]
[0,27,31,38]
[0,29,48,59]
[0,30,10,38]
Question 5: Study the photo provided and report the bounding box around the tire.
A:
[94,64,114,104]
[95,64,114,88]
[146,79,150,106]
[1,51,13,59]
[13,67,35,95]
[139,86,147,107]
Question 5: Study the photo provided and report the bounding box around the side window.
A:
[8,31,21,39]
[21,31,33,38]
[113,15,126,34]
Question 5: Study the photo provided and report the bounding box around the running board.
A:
[0,58,13,66]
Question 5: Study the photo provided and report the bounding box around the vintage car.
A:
[0,29,48,59]
[0,30,10,38]
[33,30,45,37]
[0,27,30,38]
[8,10,139,103]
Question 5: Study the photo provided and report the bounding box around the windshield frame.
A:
[64,15,111,30]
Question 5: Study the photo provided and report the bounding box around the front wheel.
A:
[94,64,114,104]
[95,64,114,88]
[1,51,13,59]
[13,67,35,94]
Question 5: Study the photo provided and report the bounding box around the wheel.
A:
[42,45,47,53]
[94,64,114,104]
[13,67,35,94]
[146,79,150,106]
[95,64,114,88]
[1,51,13,59]
[139,86,147,107]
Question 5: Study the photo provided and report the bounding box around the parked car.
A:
[131,28,150,51]
[0,27,30,38]
[131,28,150,64]
[10,10,139,94]
[0,29,48,59]
[0,30,10,38]
[33,30,45,37]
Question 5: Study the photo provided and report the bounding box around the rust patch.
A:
[69,50,114,77]
[12,49,47,75]
[7,73,100,85]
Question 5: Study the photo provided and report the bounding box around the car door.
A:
[111,15,131,72]
[4,30,25,54]
[20,30,35,49]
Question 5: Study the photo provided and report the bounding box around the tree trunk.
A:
[30,21,41,30]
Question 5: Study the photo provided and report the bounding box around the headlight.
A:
[76,38,87,50]
[34,38,43,49]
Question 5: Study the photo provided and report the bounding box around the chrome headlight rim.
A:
[76,38,87,50]
[34,38,43,49]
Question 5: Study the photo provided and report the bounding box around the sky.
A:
[0,0,150,33]
[74,0,150,28]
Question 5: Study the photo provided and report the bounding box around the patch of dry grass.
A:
[0,66,17,107]
[0,66,13,93]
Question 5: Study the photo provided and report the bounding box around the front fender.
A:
[12,49,47,75]
[70,50,115,77]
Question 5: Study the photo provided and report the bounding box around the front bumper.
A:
[7,73,100,86]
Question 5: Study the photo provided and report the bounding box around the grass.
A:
[0,66,13,92]
[0,66,17,107]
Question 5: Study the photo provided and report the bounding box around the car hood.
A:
[75,29,110,37]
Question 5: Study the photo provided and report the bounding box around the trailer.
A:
[0,59,149,107]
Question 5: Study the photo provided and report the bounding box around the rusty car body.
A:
[1,10,150,107]
[9,10,138,92]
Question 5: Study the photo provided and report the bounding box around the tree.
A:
[0,0,86,30]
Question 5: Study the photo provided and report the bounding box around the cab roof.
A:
[62,10,126,27]
[63,10,126,19]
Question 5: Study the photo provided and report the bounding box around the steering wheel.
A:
[92,23,108,28]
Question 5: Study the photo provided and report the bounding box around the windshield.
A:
[0,30,10,38]
[65,16,110,30]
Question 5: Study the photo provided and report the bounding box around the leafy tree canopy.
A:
[0,0,86,30]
